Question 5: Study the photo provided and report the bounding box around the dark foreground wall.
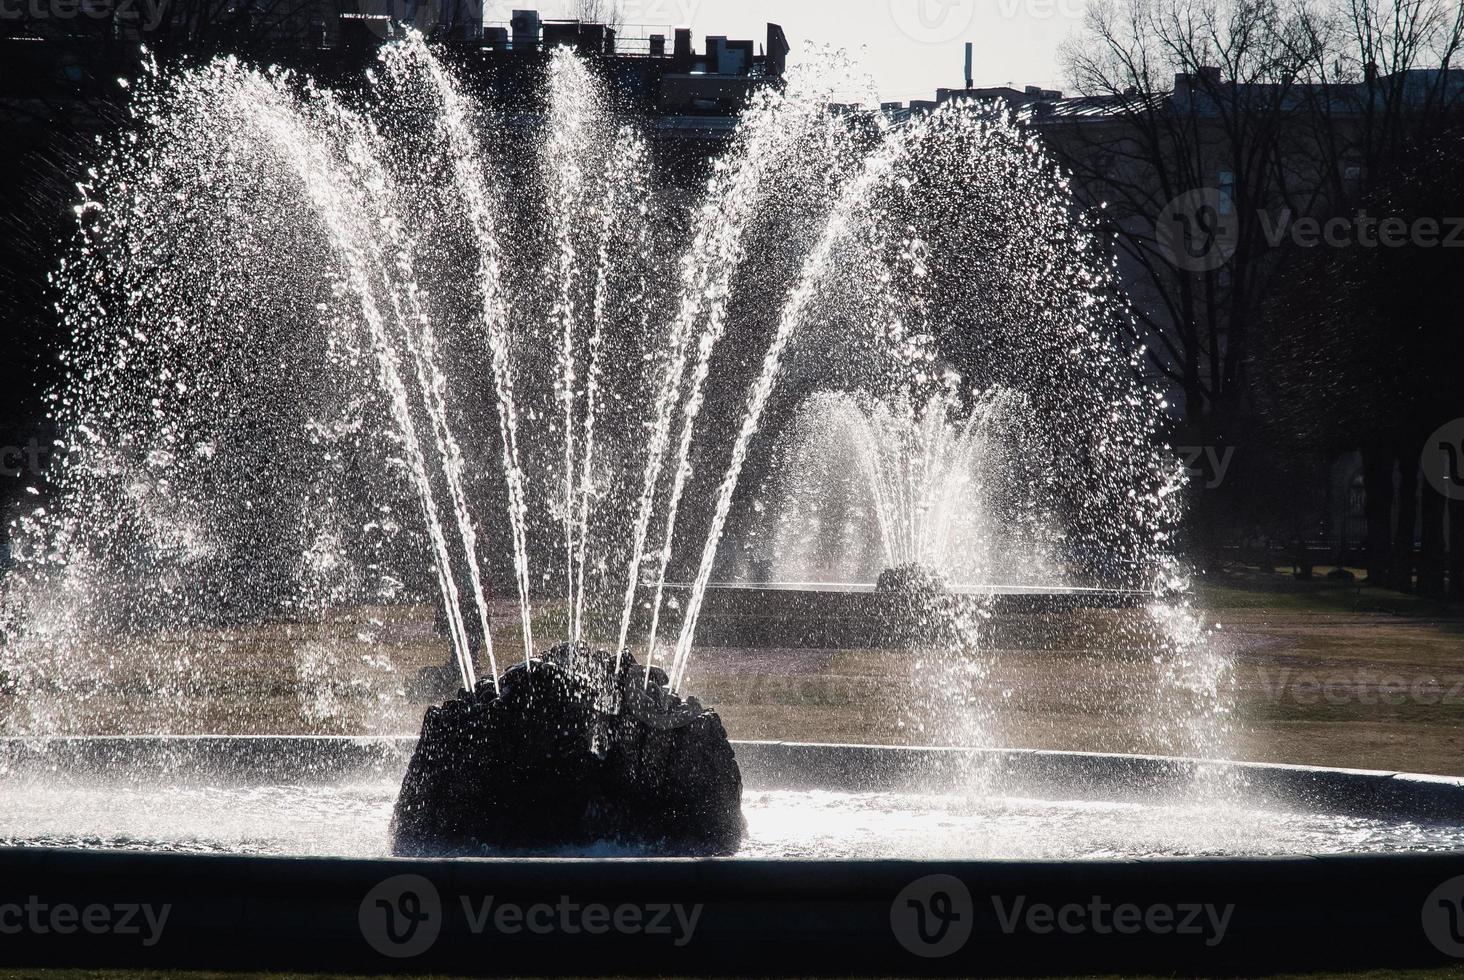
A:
[2,846,1464,975]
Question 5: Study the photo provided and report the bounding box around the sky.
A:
[483,0,1085,101]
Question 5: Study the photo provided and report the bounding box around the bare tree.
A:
[1049,0,1321,554]
[572,0,621,30]
[1053,0,1464,572]
[1270,0,1464,590]
[1286,0,1464,217]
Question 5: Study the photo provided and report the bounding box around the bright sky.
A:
[484,0,1084,100]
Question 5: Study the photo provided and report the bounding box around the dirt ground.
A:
[4,565,1462,775]
[689,567,1464,774]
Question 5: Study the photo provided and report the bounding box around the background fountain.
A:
[737,387,1056,589]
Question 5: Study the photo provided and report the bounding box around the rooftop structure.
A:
[1,6,789,147]
[469,10,789,122]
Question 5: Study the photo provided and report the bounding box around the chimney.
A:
[706,35,726,73]
[1173,71,1191,109]
[649,33,665,57]
[964,42,973,89]
[579,22,604,54]
[673,27,692,69]
[509,8,539,49]
[766,23,789,78]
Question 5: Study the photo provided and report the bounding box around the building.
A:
[898,68,1464,570]
[456,10,789,143]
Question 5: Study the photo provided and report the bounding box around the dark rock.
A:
[390,643,745,856]
[876,563,947,596]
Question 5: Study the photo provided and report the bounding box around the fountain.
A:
[663,385,1155,650]
[749,388,1043,591]
[1,33,1462,974]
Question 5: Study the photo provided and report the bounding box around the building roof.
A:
[886,67,1464,129]
[1020,68,1464,126]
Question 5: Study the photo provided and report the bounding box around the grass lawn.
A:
[691,565,1464,774]
[1188,565,1464,774]
[4,563,1463,773]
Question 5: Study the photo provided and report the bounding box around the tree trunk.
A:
[1181,415,1220,570]
[1450,497,1464,603]
[1362,446,1394,585]
[1419,483,1446,598]
[1392,441,1421,591]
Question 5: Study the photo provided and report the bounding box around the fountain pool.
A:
[3,738,1464,974]
[5,738,1464,859]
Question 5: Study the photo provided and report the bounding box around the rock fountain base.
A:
[875,562,948,595]
[390,644,745,856]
